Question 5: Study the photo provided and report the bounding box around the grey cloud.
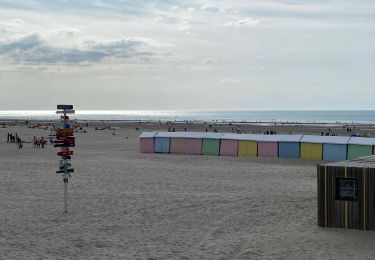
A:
[86,38,147,57]
[0,33,43,52]
[0,34,155,64]
[23,46,107,63]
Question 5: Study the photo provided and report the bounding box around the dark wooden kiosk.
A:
[318,156,375,230]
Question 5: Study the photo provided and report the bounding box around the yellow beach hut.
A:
[300,135,324,160]
[237,134,261,157]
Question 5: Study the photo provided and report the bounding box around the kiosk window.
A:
[336,178,358,201]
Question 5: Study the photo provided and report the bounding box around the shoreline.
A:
[0,118,372,126]
[1,119,375,137]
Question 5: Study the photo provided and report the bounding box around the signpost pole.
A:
[64,176,68,213]
[55,105,75,214]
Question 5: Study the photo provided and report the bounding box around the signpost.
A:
[55,105,76,213]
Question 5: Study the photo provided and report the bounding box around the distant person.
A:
[41,137,45,148]
[17,137,23,149]
[7,133,10,143]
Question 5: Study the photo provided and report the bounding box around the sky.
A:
[0,0,374,110]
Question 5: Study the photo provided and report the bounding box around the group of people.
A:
[7,133,23,149]
[33,136,47,148]
[6,133,49,149]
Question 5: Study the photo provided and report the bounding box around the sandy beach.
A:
[1,122,375,259]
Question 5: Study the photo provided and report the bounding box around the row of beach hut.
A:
[140,132,375,161]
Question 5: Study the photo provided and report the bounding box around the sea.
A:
[1,110,375,124]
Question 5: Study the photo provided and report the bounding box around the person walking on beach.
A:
[33,136,37,148]
[7,133,10,143]
[41,137,45,148]
[36,139,40,148]
[16,137,23,149]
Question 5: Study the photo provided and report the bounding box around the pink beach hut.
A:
[139,132,157,153]
[256,135,279,158]
[220,133,240,156]
[170,132,203,155]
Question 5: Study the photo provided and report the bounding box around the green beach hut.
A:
[201,133,224,156]
[347,137,375,160]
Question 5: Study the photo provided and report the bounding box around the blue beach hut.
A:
[321,136,350,161]
[154,132,172,153]
[277,135,303,159]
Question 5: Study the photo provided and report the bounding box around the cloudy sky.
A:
[0,0,374,110]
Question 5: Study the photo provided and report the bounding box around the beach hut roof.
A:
[201,132,225,139]
[225,134,279,141]
[169,132,205,138]
[300,135,350,144]
[221,134,302,142]
[249,134,281,142]
[348,137,375,145]
[227,134,264,141]
[155,131,224,139]
[139,132,158,138]
[155,132,177,138]
[221,133,245,140]
[322,155,375,168]
[274,135,304,142]
[155,131,204,138]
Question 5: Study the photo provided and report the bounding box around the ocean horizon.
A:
[1,110,375,124]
